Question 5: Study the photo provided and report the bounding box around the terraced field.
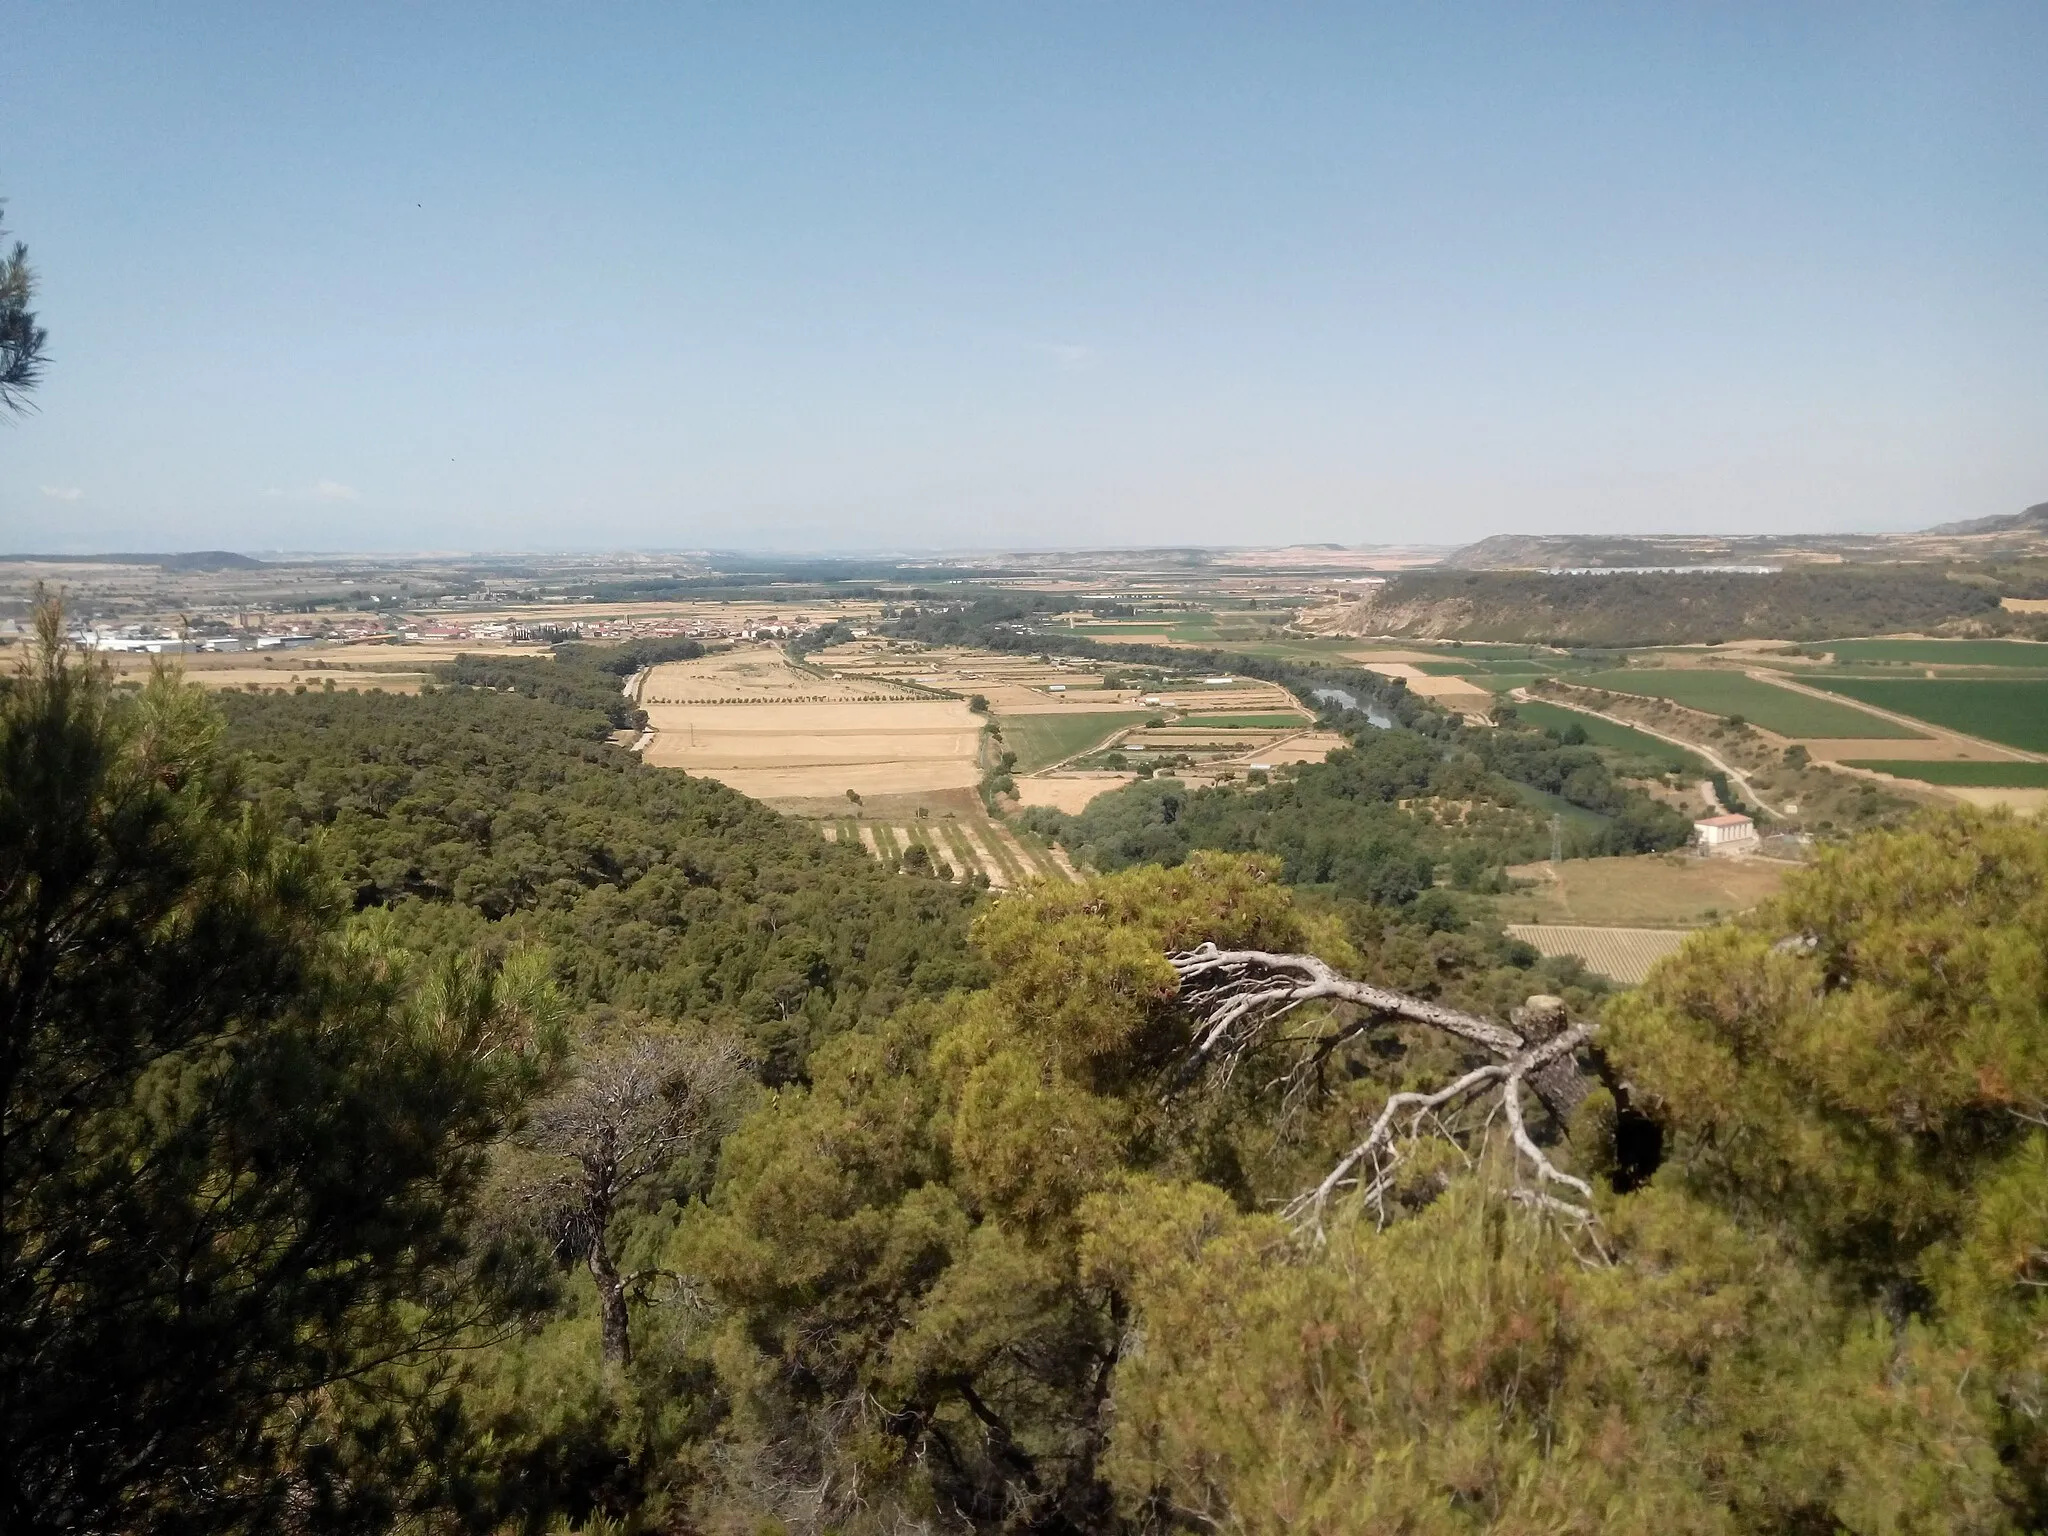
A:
[1809,678,2048,754]
[1574,670,1922,738]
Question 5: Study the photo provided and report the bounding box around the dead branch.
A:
[1169,944,1600,1238]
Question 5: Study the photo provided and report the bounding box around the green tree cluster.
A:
[677,811,2048,1531]
[1020,713,1690,910]
[0,620,559,1534]
[217,680,981,1081]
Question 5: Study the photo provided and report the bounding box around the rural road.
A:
[1511,688,1787,817]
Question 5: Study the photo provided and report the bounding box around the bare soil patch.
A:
[1015,775,1137,813]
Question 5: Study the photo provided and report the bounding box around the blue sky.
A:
[3,3,2045,552]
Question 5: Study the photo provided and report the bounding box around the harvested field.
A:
[320,641,555,663]
[1574,669,1921,738]
[642,646,921,703]
[1503,926,1692,985]
[642,650,982,798]
[1805,678,2048,755]
[1176,713,1313,729]
[1801,736,2025,762]
[1359,663,1494,711]
[1496,853,1789,928]
[103,649,442,693]
[1014,775,1137,813]
[153,667,427,694]
[1250,730,1347,765]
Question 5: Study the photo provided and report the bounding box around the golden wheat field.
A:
[639,648,984,799]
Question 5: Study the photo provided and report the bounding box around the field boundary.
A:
[1782,673,2048,761]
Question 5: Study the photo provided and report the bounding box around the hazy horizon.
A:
[5,4,2046,552]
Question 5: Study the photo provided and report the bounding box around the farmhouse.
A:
[1694,812,1758,853]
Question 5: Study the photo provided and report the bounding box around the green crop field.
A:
[1001,709,1156,772]
[1176,713,1312,729]
[1841,760,2048,787]
[1822,639,2048,668]
[1574,670,1923,738]
[1510,700,1709,774]
[1807,679,2048,754]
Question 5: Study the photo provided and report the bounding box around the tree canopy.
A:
[0,203,48,415]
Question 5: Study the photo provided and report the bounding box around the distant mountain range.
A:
[1443,501,2048,570]
[1924,501,2048,537]
[0,551,267,571]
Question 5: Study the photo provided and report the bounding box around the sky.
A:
[3,3,2046,554]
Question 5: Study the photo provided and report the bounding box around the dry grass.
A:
[1250,730,1348,764]
[1359,662,1494,709]
[1944,787,2048,816]
[1493,853,1791,928]
[1014,775,1137,813]
[1801,736,2025,762]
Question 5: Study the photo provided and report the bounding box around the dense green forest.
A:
[1018,715,1692,901]
[9,613,2048,1534]
[1328,566,2023,646]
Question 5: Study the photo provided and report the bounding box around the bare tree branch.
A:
[510,1024,750,1366]
[1168,944,1602,1239]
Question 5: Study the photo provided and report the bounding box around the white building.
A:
[1694,813,1759,852]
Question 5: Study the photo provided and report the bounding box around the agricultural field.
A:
[640,648,984,800]
[108,649,442,694]
[1502,926,1690,986]
[1508,699,1709,776]
[1817,638,2048,669]
[1003,710,1157,772]
[822,814,1077,888]
[1174,713,1313,729]
[1573,669,1922,738]
[1014,775,1138,814]
[1358,662,1495,714]
[1494,853,1790,928]
[1842,760,2048,787]
[1806,678,2048,755]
